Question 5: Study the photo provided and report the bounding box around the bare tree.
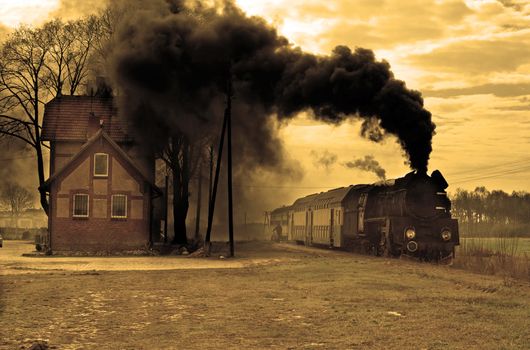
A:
[0,25,52,214]
[0,182,34,218]
[0,18,103,215]
[160,134,208,245]
[42,17,104,97]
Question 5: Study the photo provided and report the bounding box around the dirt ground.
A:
[1,240,529,349]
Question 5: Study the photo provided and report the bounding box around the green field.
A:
[459,237,530,256]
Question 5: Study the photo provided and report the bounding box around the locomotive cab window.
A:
[94,153,109,177]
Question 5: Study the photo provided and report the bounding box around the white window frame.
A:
[72,194,89,218]
[111,194,128,219]
[93,153,109,177]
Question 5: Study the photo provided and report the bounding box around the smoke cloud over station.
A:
[106,0,436,223]
[108,0,435,169]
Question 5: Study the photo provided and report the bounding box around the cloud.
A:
[496,105,530,111]
[407,39,530,74]
[424,82,530,98]
[258,0,473,53]
[496,0,527,12]
[50,0,108,20]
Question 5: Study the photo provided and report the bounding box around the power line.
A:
[451,165,530,185]
[450,163,530,182]
[236,185,343,190]
[445,158,530,177]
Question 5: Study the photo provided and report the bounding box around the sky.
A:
[0,0,529,202]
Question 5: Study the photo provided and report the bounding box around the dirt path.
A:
[1,240,529,349]
[0,241,297,275]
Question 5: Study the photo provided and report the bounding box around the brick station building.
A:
[40,96,162,252]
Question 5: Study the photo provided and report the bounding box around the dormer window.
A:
[94,153,108,177]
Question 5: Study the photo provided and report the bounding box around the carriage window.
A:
[94,153,109,177]
[111,194,127,218]
[73,194,89,217]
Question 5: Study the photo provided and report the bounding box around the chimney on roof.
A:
[95,77,113,98]
[86,76,113,97]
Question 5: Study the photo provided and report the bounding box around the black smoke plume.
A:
[344,155,386,180]
[108,0,435,175]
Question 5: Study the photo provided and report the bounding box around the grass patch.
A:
[455,235,530,281]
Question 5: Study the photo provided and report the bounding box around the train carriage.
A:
[291,187,350,247]
[269,206,292,241]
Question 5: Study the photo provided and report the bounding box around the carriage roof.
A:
[271,206,292,215]
[291,185,355,210]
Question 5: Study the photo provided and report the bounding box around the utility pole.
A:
[226,74,234,257]
[204,103,228,256]
[204,66,235,257]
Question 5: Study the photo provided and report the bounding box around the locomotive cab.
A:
[368,170,459,261]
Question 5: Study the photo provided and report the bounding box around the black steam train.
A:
[269,170,459,261]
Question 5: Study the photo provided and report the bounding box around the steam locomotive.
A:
[269,170,459,261]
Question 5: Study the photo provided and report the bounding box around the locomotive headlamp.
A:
[405,227,416,240]
[441,229,452,241]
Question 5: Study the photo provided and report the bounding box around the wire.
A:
[450,163,530,181]
[451,165,530,185]
[235,185,342,190]
[445,158,530,177]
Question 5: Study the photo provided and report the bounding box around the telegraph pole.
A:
[204,66,235,257]
[204,111,227,256]
[226,75,235,257]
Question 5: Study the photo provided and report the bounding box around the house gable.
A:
[42,129,160,252]
[43,129,156,193]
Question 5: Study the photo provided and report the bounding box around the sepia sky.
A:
[1,0,529,197]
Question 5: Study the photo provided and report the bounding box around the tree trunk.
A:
[37,144,49,216]
[171,136,190,245]
[34,86,49,216]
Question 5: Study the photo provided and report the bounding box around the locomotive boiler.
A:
[269,170,459,261]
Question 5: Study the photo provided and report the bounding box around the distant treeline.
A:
[451,187,530,237]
